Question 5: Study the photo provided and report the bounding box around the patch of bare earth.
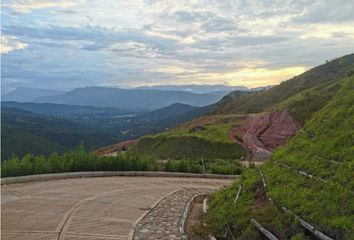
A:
[229,109,299,161]
[96,139,138,156]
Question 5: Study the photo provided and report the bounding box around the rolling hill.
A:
[138,103,198,121]
[212,53,354,115]
[2,87,65,102]
[1,107,118,160]
[33,87,229,111]
[1,103,214,159]
[133,114,247,160]
[1,101,132,119]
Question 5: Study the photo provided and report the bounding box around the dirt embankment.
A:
[96,139,138,156]
[230,109,299,160]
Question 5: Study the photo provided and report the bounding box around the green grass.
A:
[204,75,354,239]
[134,114,246,160]
[152,123,235,143]
[134,136,246,160]
[205,169,304,240]
[212,54,354,115]
[262,75,354,239]
[276,80,343,125]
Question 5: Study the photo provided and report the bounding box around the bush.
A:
[1,151,241,177]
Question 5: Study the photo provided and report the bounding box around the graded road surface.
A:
[1,176,231,240]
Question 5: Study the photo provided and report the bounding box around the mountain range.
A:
[2,87,65,102]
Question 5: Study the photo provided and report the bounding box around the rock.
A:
[231,109,299,160]
[133,188,211,240]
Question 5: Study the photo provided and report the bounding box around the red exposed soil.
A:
[229,109,299,160]
[96,139,138,156]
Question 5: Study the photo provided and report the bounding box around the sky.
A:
[1,0,354,93]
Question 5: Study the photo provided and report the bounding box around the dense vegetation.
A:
[1,107,118,160]
[2,101,131,119]
[212,54,354,115]
[1,102,212,159]
[1,147,242,178]
[204,76,354,239]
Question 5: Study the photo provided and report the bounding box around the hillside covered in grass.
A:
[212,54,354,115]
[133,114,247,160]
[204,75,354,239]
[274,80,343,125]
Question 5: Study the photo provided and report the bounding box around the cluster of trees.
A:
[1,147,242,178]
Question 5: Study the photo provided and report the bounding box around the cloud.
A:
[293,0,354,24]
[1,0,83,13]
[0,35,28,53]
[1,0,354,92]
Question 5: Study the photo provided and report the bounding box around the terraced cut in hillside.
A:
[1,176,231,240]
[204,76,354,240]
[229,109,299,160]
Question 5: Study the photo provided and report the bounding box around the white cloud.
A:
[2,0,354,91]
[2,0,83,13]
[300,23,354,39]
[1,35,28,53]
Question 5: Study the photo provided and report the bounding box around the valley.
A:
[2,1,354,239]
[1,54,354,240]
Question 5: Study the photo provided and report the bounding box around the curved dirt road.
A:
[1,176,231,240]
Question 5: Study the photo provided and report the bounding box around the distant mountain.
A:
[33,87,228,111]
[135,84,249,94]
[212,54,354,114]
[138,103,198,121]
[2,87,65,102]
[2,101,132,119]
[1,107,118,160]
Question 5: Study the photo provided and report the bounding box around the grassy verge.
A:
[204,169,305,239]
[134,136,246,160]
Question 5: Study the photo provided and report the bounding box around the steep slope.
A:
[205,75,354,240]
[212,54,354,114]
[275,80,343,125]
[231,110,300,159]
[33,87,228,111]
